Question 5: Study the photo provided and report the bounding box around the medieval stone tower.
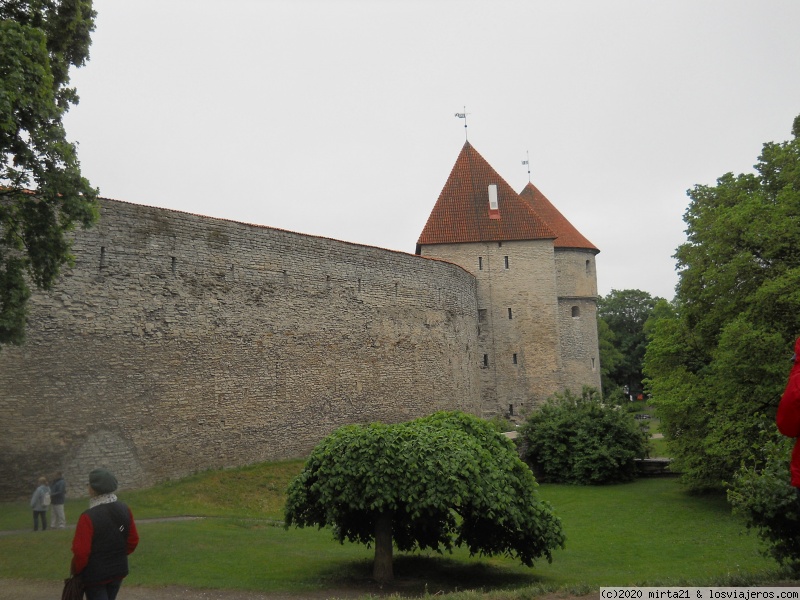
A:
[417,142,600,419]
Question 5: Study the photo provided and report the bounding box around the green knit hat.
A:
[89,468,118,494]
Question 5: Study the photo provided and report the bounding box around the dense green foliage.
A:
[644,114,800,491]
[520,387,649,484]
[597,315,624,396]
[285,411,565,581]
[729,433,800,576]
[597,289,660,397]
[0,0,98,347]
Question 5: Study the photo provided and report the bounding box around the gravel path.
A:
[0,579,376,600]
[0,579,595,600]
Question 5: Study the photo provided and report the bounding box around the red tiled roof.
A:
[519,182,599,252]
[416,142,556,251]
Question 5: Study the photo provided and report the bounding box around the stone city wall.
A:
[0,199,480,500]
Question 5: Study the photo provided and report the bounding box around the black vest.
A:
[81,501,131,585]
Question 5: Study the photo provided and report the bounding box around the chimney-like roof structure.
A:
[416,142,556,253]
[519,182,598,252]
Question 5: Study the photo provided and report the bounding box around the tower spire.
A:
[522,150,531,183]
[454,106,470,141]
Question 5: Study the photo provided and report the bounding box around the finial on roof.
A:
[522,150,531,183]
[454,106,470,141]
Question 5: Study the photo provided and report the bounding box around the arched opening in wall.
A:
[592,357,597,372]
[508,404,514,416]
[585,259,591,275]
[99,246,106,270]
[171,256,177,275]
[483,354,489,367]
[68,430,147,496]
[571,306,580,318]
[512,353,518,365]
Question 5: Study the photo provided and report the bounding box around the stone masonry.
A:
[0,199,480,500]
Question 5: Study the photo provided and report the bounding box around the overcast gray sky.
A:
[62,0,800,301]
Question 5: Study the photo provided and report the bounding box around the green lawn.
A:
[533,479,770,586]
[0,462,780,596]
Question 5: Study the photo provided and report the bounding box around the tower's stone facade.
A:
[417,143,601,418]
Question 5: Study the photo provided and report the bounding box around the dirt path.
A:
[0,579,594,600]
[0,579,343,600]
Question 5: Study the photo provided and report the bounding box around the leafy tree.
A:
[284,411,565,583]
[728,432,800,575]
[597,315,623,396]
[519,387,649,485]
[0,0,99,347]
[597,289,660,397]
[644,114,800,491]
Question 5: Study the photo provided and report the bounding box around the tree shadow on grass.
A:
[315,554,547,597]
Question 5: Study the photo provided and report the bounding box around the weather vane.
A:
[454,106,470,140]
[522,150,531,182]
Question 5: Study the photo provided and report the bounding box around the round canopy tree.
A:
[284,411,565,583]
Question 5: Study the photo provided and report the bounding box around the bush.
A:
[728,432,800,575]
[520,387,649,484]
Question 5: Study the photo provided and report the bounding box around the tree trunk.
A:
[372,512,393,582]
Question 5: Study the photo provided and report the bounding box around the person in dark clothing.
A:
[777,337,800,498]
[50,471,67,528]
[71,469,139,600]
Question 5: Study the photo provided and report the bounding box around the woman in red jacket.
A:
[71,469,139,600]
[777,337,800,497]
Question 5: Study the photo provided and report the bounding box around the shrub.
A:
[728,432,800,575]
[520,387,649,484]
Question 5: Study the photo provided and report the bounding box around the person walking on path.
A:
[50,471,67,528]
[71,468,139,600]
[777,336,800,498]
[30,476,50,531]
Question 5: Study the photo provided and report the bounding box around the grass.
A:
[631,403,670,458]
[0,460,783,596]
[534,480,771,586]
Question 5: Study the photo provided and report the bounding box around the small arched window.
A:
[571,306,580,318]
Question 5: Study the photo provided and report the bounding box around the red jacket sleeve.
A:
[70,512,94,575]
[777,338,800,438]
[126,508,139,555]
